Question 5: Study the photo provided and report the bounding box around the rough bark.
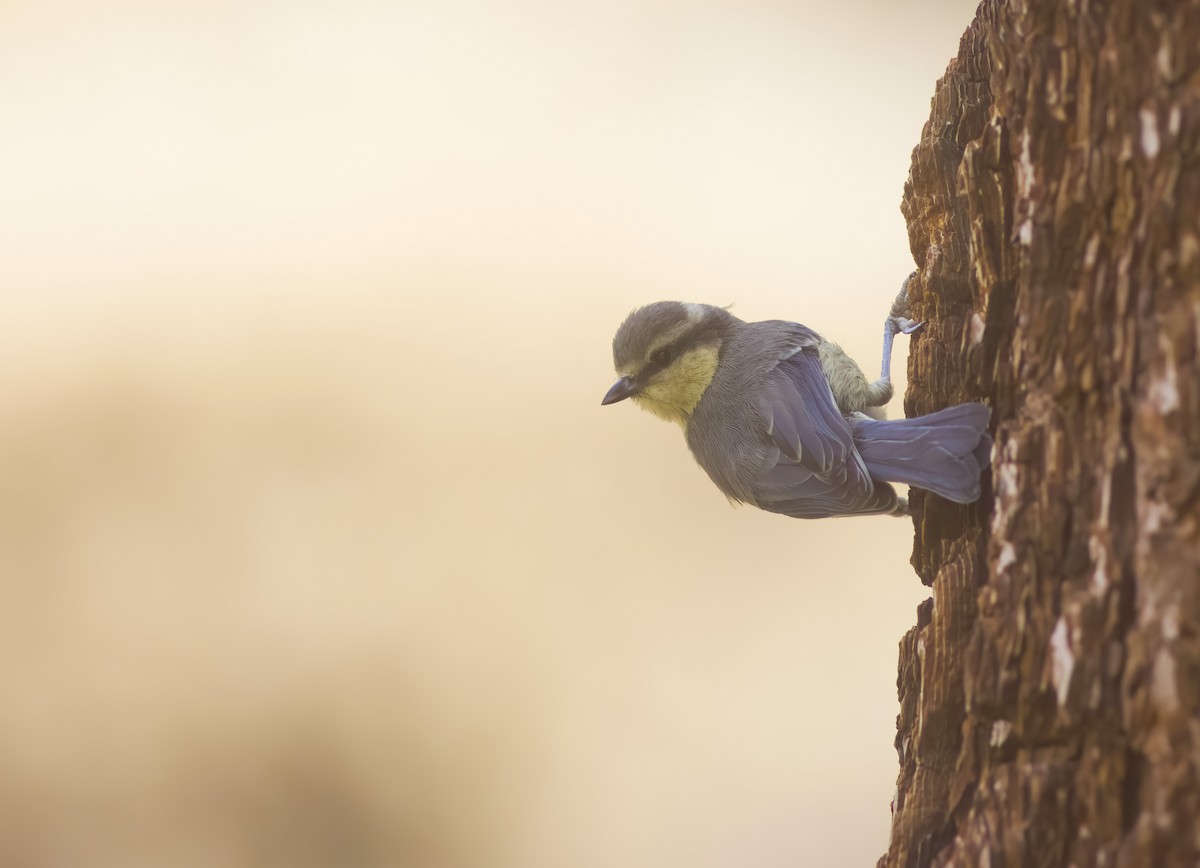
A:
[881,1,1200,866]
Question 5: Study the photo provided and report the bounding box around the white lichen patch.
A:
[1089,534,1109,594]
[1151,648,1179,713]
[1163,604,1180,642]
[1143,498,1170,535]
[1140,584,1163,629]
[998,446,1018,499]
[997,542,1017,572]
[990,719,1013,747]
[991,440,1020,534]
[915,636,927,731]
[1099,467,1112,529]
[1140,108,1161,158]
[1181,233,1200,267]
[1018,128,1034,197]
[1157,42,1173,78]
[1050,617,1075,707]
[969,311,986,348]
[1150,360,1180,413]
[1015,128,1037,247]
[1119,133,1134,162]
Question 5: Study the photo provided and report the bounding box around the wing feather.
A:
[751,343,893,518]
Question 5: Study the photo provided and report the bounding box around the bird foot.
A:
[880,273,924,381]
[887,316,925,337]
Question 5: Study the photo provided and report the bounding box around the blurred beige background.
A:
[1,1,976,866]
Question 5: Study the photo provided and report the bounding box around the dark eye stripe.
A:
[644,316,729,376]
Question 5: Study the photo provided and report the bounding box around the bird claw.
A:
[885,316,925,337]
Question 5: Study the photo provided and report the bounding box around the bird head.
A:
[601,301,738,426]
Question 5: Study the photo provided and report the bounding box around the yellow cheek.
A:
[631,346,720,426]
[672,347,720,395]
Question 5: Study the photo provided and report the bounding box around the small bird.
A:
[600,284,992,518]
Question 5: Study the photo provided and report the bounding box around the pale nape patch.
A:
[631,345,721,428]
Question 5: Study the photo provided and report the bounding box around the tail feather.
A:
[851,404,993,504]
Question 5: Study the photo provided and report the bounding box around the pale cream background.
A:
[1,2,976,866]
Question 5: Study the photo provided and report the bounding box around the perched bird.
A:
[600,285,992,518]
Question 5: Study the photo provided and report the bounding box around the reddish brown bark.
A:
[882,1,1200,865]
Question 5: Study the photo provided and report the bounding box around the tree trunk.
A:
[881,1,1200,865]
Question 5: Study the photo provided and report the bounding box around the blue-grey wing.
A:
[750,346,896,518]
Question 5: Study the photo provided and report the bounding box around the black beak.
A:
[601,376,638,406]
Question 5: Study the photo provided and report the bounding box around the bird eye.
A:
[650,346,673,366]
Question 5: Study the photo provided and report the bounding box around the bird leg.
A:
[820,273,927,416]
[877,271,925,387]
